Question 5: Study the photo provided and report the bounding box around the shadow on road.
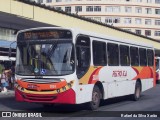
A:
[0,94,143,112]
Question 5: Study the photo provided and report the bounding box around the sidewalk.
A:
[0,89,14,96]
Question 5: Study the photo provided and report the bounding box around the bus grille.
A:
[25,88,55,92]
[21,78,60,84]
[23,94,57,101]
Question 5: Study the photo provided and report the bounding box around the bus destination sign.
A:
[17,29,72,41]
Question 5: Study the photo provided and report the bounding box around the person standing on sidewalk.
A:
[10,65,15,89]
[0,69,9,93]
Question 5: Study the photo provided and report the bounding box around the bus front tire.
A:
[87,85,101,110]
[131,81,141,101]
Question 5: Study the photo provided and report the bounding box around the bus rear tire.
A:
[131,81,141,101]
[87,85,101,110]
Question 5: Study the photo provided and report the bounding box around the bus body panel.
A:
[15,74,78,104]
[76,84,94,104]
[15,87,76,104]
[141,78,154,92]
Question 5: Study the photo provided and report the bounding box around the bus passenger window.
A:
[120,45,130,66]
[107,43,119,66]
[76,36,90,79]
[130,47,139,66]
[147,49,154,66]
[92,41,107,66]
[139,48,147,66]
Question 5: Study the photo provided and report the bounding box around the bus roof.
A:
[17,27,154,49]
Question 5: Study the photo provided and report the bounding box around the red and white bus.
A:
[14,27,156,110]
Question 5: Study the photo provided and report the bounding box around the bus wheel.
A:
[87,85,101,110]
[131,81,141,101]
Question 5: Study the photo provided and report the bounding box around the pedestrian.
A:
[5,69,12,90]
[10,65,15,89]
[0,69,9,93]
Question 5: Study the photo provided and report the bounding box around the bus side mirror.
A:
[9,41,16,58]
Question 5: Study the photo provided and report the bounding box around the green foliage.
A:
[0,64,4,74]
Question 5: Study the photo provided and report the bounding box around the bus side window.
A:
[92,41,107,66]
[139,48,147,66]
[120,45,130,66]
[107,43,119,66]
[130,47,139,66]
[147,49,154,66]
[76,36,90,79]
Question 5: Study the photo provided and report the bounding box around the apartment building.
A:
[35,0,160,40]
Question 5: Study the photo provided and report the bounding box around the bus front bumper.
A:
[15,88,76,104]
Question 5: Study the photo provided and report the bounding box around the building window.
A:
[106,7,112,12]
[37,0,43,3]
[137,0,142,2]
[94,6,101,12]
[155,19,160,25]
[65,6,71,13]
[56,0,62,2]
[0,28,15,41]
[75,6,82,12]
[135,18,141,24]
[145,19,152,25]
[86,6,101,12]
[46,0,52,2]
[113,18,120,23]
[155,31,160,36]
[56,7,62,11]
[105,17,120,24]
[146,0,152,3]
[135,30,141,35]
[65,0,72,2]
[145,8,152,14]
[145,30,151,36]
[125,7,132,13]
[113,6,121,12]
[124,29,131,32]
[86,17,93,20]
[93,17,101,22]
[155,9,160,15]
[126,0,131,1]
[105,6,120,12]
[124,18,132,24]
[155,0,160,4]
[135,7,142,13]
[105,18,112,23]
[86,6,93,12]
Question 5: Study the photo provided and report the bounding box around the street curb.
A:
[0,90,14,96]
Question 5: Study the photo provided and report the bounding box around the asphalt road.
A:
[0,85,160,120]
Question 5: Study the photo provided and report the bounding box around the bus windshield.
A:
[16,41,75,76]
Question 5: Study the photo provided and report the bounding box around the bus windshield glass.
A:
[16,29,75,76]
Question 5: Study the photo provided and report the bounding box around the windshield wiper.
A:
[47,41,58,58]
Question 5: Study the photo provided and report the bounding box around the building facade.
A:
[35,0,160,40]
